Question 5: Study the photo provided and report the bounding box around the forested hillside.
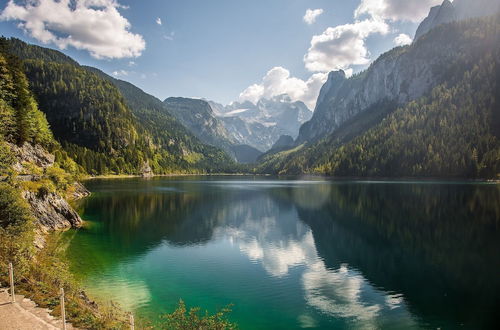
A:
[0,39,80,177]
[3,38,235,175]
[163,97,236,152]
[258,16,500,179]
[86,67,236,171]
[0,40,51,148]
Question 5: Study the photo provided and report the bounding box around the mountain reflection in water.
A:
[64,177,500,329]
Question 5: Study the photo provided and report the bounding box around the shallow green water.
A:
[62,177,500,329]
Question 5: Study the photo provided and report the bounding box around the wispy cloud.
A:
[112,69,129,77]
[156,17,162,25]
[164,31,175,41]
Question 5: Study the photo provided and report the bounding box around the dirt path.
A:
[0,288,76,329]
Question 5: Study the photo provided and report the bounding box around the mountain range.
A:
[157,95,312,163]
[259,7,500,178]
[0,0,498,179]
[209,95,312,152]
[2,38,235,174]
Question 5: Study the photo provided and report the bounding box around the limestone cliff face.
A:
[164,97,236,151]
[69,182,91,201]
[297,46,436,144]
[415,0,500,40]
[296,12,498,145]
[9,142,55,173]
[22,190,83,232]
[7,142,88,233]
[414,0,457,41]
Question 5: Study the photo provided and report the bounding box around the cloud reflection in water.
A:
[216,193,416,328]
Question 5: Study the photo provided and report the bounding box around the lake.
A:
[62,177,500,329]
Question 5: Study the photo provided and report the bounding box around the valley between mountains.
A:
[0,0,499,328]
[2,1,499,179]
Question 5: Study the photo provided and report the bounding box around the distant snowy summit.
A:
[208,95,312,152]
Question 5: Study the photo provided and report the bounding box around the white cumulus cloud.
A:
[355,0,443,22]
[0,0,146,59]
[303,8,324,25]
[393,33,412,46]
[239,67,328,109]
[304,19,389,73]
[156,17,162,25]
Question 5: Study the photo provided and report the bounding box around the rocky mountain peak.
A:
[271,135,294,150]
[415,0,500,40]
[315,70,347,110]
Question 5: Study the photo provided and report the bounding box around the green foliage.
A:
[256,16,500,179]
[161,300,236,330]
[0,183,35,274]
[0,183,32,229]
[4,38,78,66]
[0,41,54,147]
[0,41,83,182]
[3,38,236,175]
[320,55,500,179]
[45,165,72,191]
[0,140,14,174]
[0,99,16,141]
[0,183,127,329]
[90,67,237,174]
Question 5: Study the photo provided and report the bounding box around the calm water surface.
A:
[62,177,500,329]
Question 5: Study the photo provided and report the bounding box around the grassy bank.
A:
[0,182,128,328]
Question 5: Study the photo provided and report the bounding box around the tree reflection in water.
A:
[65,178,500,329]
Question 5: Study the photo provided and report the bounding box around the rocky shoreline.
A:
[7,142,92,246]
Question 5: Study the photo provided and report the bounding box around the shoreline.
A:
[82,173,500,184]
[83,173,272,180]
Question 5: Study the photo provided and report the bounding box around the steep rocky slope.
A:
[415,0,500,40]
[0,43,88,243]
[164,97,236,150]
[296,11,499,145]
[210,95,312,151]
[257,15,500,179]
[8,142,87,233]
[162,97,265,162]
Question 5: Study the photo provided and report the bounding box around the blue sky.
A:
[0,0,441,107]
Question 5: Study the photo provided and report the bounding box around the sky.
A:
[0,0,443,109]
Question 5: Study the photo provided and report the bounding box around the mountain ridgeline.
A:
[258,14,500,179]
[415,0,500,40]
[1,7,499,179]
[211,96,312,152]
[3,38,235,175]
[158,95,312,162]
[159,97,263,163]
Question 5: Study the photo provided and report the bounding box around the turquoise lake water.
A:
[62,177,500,329]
